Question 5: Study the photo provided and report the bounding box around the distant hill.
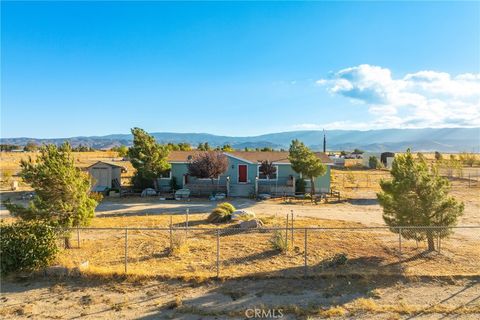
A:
[1,128,479,152]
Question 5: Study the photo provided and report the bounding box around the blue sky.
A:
[2,1,479,138]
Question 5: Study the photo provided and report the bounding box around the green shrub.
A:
[269,230,288,252]
[217,202,235,214]
[368,156,382,169]
[295,178,306,193]
[207,207,231,223]
[169,176,179,191]
[321,253,348,269]
[0,221,59,274]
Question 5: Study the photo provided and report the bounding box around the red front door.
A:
[238,165,247,183]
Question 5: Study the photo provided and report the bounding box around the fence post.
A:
[304,228,308,278]
[76,225,80,248]
[291,210,294,248]
[439,234,442,253]
[398,227,402,261]
[169,215,173,251]
[124,228,128,274]
[438,227,442,254]
[216,229,220,278]
[285,214,289,250]
[185,208,189,239]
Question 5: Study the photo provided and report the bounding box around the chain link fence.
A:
[60,225,480,278]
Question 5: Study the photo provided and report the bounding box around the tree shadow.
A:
[346,198,379,206]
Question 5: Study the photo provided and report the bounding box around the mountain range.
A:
[1,128,479,152]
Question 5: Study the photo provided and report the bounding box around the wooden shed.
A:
[87,161,125,191]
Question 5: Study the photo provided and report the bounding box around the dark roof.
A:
[167,151,333,164]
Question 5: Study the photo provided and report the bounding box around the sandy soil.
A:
[1,275,479,319]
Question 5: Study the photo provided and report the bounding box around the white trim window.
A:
[257,165,278,180]
[159,169,172,179]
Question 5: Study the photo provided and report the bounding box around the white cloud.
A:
[316,64,480,129]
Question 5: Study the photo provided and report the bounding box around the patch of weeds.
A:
[49,283,65,293]
[350,297,379,312]
[225,290,247,301]
[165,297,183,310]
[111,301,127,312]
[168,234,189,256]
[80,295,93,306]
[269,230,289,252]
[14,304,33,316]
[319,306,348,318]
[321,253,348,269]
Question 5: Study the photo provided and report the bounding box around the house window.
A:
[160,170,172,179]
[257,165,278,180]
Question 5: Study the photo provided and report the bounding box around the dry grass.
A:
[55,214,480,279]
[345,297,480,316]
[0,151,134,187]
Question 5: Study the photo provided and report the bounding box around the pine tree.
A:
[128,128,170,190]
[288,139,326,201]
[5,142,100,248]
[377,149,464,251]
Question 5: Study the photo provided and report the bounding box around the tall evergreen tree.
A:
[377,149,464,251]
[288,139,326,200]
[128,128,170,190]
[5,142,99,248]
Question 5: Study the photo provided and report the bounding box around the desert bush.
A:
[459,152,477,167]
[0,220,59,274]
[217,202,235,213]
[269,230,288,252]
[169,234,188,256]
[321,253,348,269]
[207,207,231,223]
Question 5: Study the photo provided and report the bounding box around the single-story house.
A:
[158,151,333,197]
[87,161,126,191]
[361,152,395,169]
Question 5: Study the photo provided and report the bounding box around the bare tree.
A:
[188,151,228,190]
[259,160,277,180]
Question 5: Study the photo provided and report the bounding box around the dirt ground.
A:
[1,275,479,319]
[1,169,478,319]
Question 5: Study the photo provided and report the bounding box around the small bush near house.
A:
[217,202,235,214]
[368,156,382,169]
[295,178,306,193]
[131,173,155,190]
[207,207,232,223]
[169,176,179,191]
[269,230,288,252]
[0,221,59,274]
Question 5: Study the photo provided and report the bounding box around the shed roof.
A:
[87,161,127,171]
[167,151,333,164]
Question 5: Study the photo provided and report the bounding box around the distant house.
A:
[361,152,395,169]
[87,161,126,191]
[158,151,333,196]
